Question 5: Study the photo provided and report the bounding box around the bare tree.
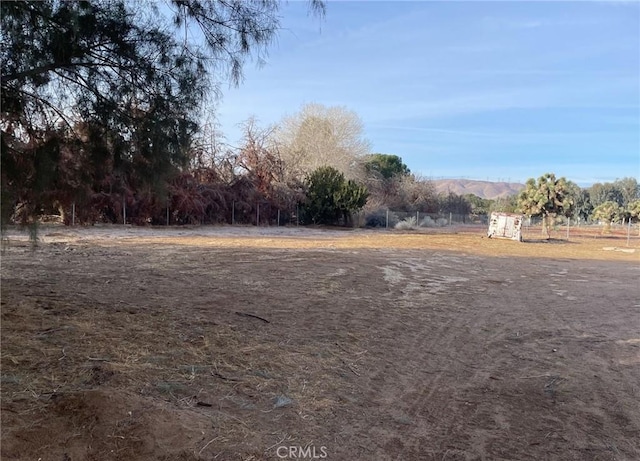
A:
[189,116,238,181]
[236,117,304,215]
[274,103,370,181]
[394,174,438,212]
[236,117,283,195]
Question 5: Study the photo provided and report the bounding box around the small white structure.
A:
[487,212,523,241]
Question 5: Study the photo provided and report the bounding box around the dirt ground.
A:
[1,225,639,460]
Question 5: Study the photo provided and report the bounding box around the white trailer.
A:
[487,212,523,241]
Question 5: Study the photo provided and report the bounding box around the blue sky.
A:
[213,0,639,186]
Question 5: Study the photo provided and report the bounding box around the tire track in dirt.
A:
[341,252,640,460]
[346,253,492,459]
[3,236,639,461]
[396,255,518,459]
[460,259,640,460]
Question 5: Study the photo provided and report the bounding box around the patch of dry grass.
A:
[107,231,640,262]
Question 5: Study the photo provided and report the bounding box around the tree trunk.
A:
[542,215,551,239]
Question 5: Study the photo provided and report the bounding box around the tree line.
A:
[515,174,639,237]
[2,1,637,230]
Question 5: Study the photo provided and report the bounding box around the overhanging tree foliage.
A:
[517,173,573,238]
[1,0,325,227]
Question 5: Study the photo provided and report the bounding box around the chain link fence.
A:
[42,199,301,227]
[355,209,488,229]
[25,201,640,244]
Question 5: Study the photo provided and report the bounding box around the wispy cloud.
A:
[368,125,628,139]
[482,16,605,30]
[361,81,637,124]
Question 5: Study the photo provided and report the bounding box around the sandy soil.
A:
[1,225,639,460]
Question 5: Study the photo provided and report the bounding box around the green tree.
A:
[438,192,472,215]
[464,194,493,217]
[517,173,573,238]
[301,166,368,225]
[588,182,624,209]
[613,177,640,208]
[593,201,623,233]
[490,194,519,214]
[565,181,593,222]
[627,200,640,223]
[364,154,410,179]
[1,0,325,227]
[361,153,410,212]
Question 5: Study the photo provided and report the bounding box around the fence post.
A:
[386,209,389,229]
[416,211,419,224]
[123,197,126,225]
[296,205,299,226]
[166,204,170,226]
[566,217,570,241]
[256,203,260,226]
[277,209,280,227]
[72,202,75,226]
[449,212,452,226]
[628,218,632,246]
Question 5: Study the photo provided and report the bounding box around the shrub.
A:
[301,167,368,226]
[419,216,450,228]
[365,209,398,228]
[420,216,437,228]
[395,216,417,230]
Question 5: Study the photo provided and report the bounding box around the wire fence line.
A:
[60,203,492,228]
[355,210,488,229]
[48,200,301,227]
[41,202,640,241]
[358,211,639,230]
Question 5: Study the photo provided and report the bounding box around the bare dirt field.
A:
[2,225,639,460]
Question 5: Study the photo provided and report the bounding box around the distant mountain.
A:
[432,179,525,200]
